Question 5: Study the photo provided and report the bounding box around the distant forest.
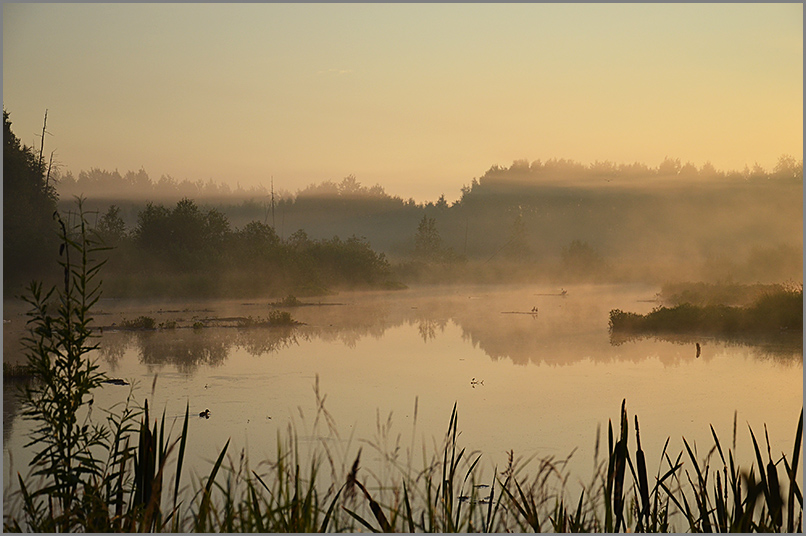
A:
[4,108,802,298]
[53,154,803,290]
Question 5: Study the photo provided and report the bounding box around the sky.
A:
[3,3,803,202]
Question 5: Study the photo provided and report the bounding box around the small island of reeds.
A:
[609,282,802,337]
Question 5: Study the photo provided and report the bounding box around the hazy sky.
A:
[4,3,803,202]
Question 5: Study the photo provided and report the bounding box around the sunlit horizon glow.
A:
[3,3,802,202]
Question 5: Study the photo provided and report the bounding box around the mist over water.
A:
[4,284,801,502]
[49,160,803,299]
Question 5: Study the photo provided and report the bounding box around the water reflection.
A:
[417,318,446,342]
[610,331,802,364]
[98,327,301,373]
[4,285,801,443]
[2,379,25,445]
[88,287,802,372]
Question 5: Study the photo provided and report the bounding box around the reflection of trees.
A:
[309,325,387,349]
[418,319,437,342]
[415,318,447,342]
[92,288,802,374]
[96,327,302,373]
[300,305,392,348]
[97,331,131,370]
[235,327,302,355]
[138,331,230,372]
[3,379,25,444]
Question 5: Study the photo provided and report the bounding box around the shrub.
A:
[119,315,156,330]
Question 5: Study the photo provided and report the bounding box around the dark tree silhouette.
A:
[3,109,60,294]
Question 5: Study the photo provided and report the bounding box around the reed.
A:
[118,315,157,330]
[609,284,802,338]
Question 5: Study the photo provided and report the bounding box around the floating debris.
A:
[102,378,129,386]
[534,289,568,297]
[459,494,492,505]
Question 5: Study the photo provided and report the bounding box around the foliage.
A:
[271,294,303,307]
[500,212,532,261]
[561,239,610,281]
[88,196,399,298]
[411,214,464,267]
[54,158,803,287]
[660,281,790,307]
[6,201,194,532]
[132,197,231,270]
[413,215,443,261]
[55,166,270,202]
[118,316,157,330]
[609,284,803,336]
[96,204,127,245]
[13,200,112,531]
[3,109,60,294]
[236,312,298,327]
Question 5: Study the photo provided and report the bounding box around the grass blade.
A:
[343,506,381,533]
[787,408,803,533]
[173,401,189,511]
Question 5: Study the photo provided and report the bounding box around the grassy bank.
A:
[5,389,802,532]
[609,284,802,338]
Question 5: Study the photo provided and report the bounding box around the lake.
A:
[3,283,803,508]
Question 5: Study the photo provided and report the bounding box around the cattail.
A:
[345,448,361,500]
[766,424,783,527]
[635,415,650,528]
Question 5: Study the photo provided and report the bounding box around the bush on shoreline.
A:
[610,284,803,337]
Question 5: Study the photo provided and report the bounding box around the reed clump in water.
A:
[118,315,157,330]
[609,284,802,337]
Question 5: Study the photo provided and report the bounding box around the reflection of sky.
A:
[4,285,803,514]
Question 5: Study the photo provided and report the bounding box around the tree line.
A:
[81,198,402,298]
[3,110,400,298]
[55,155,803,207]
[55,156,802,288]
[8,106,801,294]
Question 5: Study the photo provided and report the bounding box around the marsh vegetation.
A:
[609,283,803,339]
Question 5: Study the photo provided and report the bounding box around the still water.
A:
[3,284,803,501]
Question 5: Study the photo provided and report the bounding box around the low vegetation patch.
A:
[270,294,303,307]
[3,362,33,380]
[610,284,802,336]
[660,281,796,307]
[234,311,299,328]
[118,315,157,330]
